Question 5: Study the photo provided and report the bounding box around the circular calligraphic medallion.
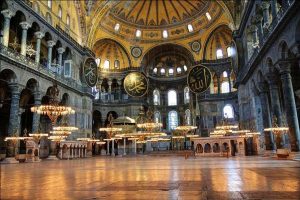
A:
[191,41,201,52]
[83,57,98,87]
[124,72,148,97]
[131,47,142,58]
[187,65,212,93]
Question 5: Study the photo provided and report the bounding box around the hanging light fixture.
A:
[31,83,75,125]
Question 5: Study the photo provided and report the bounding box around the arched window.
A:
[114,23,120,32]
[163,30,168,38]
[184,87,190,104]
[183,65,188,71]
[223,71,228,78]
[168,68,174,75]
[154,111,161,123]
[221,82,230,93]
[168,111,178,130]
[206,12,211,21]
[216,49,223,59]
[168,90,177,106]
[185,109,191,125]
[223,104,234,119]
[95,58,100,66]
[187,24,193,32]
[153,68,157,74]
[104,60,110,69]
[153,89,160,105]
[136,29,141,38]
[66,14,70,26]
[160,68,165,75]
[227,46,233,57]
[58,5,62,19]
[47,0,52,8]
[114,60,120,69]
[177,67,182,74]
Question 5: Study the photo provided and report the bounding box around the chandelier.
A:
[31,83,75,125]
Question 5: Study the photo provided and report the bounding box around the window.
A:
[183,65,188,71]
[223,104,234,119]
[136,29,141,38]
[163,30,168,38]
[66,14,70,26]
[153,89,160,105]
[153,67,157,74]
[114,60,120,69]
[58,6,62,19]
[46,12,52,25]
[168,90,177,106]
[154,112,161,123]
[216,49,223,59]
[92,86,99,100]
[223,71,228,78]
[221,82,230,93]
[168,68,174,75]
[33,3,40,13]
[104,60,110,69]
[160,68,165,75]
[168,111,178,130]
[47,0,52,8]
[95,58,100,66]
[114,23,120,32]
[184,87,190,104]
[185,109,191,125]
[227,46,233,57]
[64,60,72,78]
[206,12,211,21]
[177,67,182,74]
[187,24,194,32]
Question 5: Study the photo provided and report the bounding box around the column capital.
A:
[1,9,15,19]
[19,21,31,30]
[47,40,56,47]
[276,60,292,75]
[34,31,45,39]
[265,72,280,88]
[261,2,270,10]
[57,47,65,54]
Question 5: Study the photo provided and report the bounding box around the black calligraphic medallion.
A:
[187,65,212,93]
[83,57,98,87]
[124,72,148,97]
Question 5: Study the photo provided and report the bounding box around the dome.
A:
[93,39,132,70]
[204,25,233,60]
[99,0,224,42]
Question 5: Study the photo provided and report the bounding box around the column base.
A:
[0,157,19,164]
[47,155,59,160]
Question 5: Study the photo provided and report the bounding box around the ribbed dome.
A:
[93,39,131,70]
[204,25,233,60]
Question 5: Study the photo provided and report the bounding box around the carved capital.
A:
[57,47,65,54]
[19,21,31,30]
[261,2,270,10]
[34,31,45,39]
[276,60,292,75]
[1,9,15,19]
[47,40,56,48]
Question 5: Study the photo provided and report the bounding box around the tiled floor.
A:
[1,156,300,200]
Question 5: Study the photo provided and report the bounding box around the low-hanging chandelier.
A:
[31,83,75,125]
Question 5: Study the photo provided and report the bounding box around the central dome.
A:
[110,0,210,28]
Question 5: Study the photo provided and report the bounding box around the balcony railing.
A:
[0,44,85,93]
[237,0,295,83]
[198,91,238,101]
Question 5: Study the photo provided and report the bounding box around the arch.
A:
[278,41,289,60]
[213,143,220,153]
[204,143,211,153]
[196,144,203,153]
[223,142,229,151]
[26,78,39,91]
[168,90,177,106]
[0,0,8,11]
[168,110,178,130]
[0,69,17,83]
[223,104,234,119]
[105,111,118,126]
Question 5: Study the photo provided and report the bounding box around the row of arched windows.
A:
[95,58,120,70]
[216,46,234,59]
[153,87,190,106]
[154,109,191,130]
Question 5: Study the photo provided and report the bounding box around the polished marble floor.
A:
[1,156,300,200]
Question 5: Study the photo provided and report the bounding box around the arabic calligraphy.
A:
[187,65,211,93]
[124,72,148,97]
[83,58,98,87]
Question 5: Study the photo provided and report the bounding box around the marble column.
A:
[34,31,44,64]
[227,71,232,92]
[1,9,15,47]
[255,15,263,46]
[7,83,21,135]
[258,83,275,150]
[262,2,270,29]
[271,0,279,22]
[111,139,115,156]
[19,22,31,56]
[108,80,112,101]
[32,91,41,133]
[117,79,122,101]
[277,61,300,151]
[47,40,55,68]
[123,138,126,156]
[249,25,258,48]
[57,47,65,75]
[106,141,110,155]
[217,75,221,94]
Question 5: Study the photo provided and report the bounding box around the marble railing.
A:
[198,91,238,101]
[237,0,295,83]
[0,44,87,93]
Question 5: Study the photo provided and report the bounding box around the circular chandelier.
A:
[31,83,75,125]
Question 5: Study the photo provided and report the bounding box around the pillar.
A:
[217,75,221,94]
[227,71,232,92]
[106,141,110,155]
[34,31,44,64]
[7,83,21,135]
[57,47,65,69]
[1,9,15,47]
[123,138,126,155]
[108,80,112,101]
[32,91,41,133]
[255,15,263,46]
[117,79,122,101]
[262,2,270,28]
[258,83,275,150]
[47,40,55,68]
[134,140,137,155]
[277,61,300,151]
[271,0,279,22]
[112,139,115,156]
[249,25,258,48]
[19,22,31,56]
